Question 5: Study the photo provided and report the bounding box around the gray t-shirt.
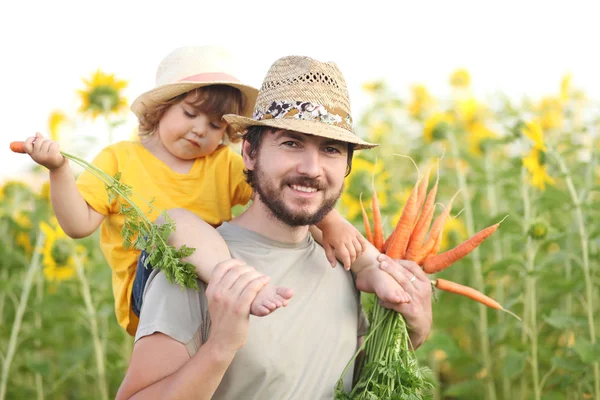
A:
[136,222,368,399]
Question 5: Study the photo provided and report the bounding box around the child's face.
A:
[156,93,227,160]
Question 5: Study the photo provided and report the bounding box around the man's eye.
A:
[283,141,298,147]
[324,146,341,154]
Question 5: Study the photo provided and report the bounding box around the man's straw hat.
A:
[224,56,377,150]
[131,45,258,119]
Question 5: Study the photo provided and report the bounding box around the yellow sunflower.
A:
[48,110,68,141]
[537,96,563,131]
[423,113,453,142]
[522,119,547,150]
[465,121,497,156]
[77,69,128,119]
[440,216,468,251]
[362,80,385,94]
[367,121,390,142]
[39,181,51,202]
[449,68,471,88]
[39,220,76,282]
[455,96,479,124]
[341,157,389,221]
[522,148,555,190]
[407,84,435,118]
[560,73,572,101]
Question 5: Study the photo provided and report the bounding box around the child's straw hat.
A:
[224,56,377,150]
[131,45,258,118]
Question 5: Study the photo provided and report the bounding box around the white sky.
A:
[1,0,599,182]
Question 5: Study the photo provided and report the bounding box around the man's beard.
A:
[252,159,343,227]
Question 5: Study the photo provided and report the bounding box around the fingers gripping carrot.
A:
[359,194,374,244]
[422,223,499,273]
[10,141,26,153]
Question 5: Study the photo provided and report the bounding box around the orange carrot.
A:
[422,223,499,274]
[359,194,374,244]
[405,178,439,260]
[434,278,501,309]
[382,229,395,253]
[386,180,420,259]
[10,141,26,153]
[371,181,384,252]
[415,165,432,219]
[434,278,521,320]
[415,191,458,263]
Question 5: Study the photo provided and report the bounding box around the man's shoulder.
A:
[135,270,207,346]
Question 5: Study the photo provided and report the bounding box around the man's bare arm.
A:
[116,333,235,400]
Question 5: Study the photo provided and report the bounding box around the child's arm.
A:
[24,133,104,238]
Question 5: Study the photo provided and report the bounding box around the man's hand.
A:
[376,255,433,349]
[204,259,271,355]
[319,217,368,270]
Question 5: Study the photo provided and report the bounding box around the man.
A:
[116,56,432,399]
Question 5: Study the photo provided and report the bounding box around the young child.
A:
[23,46,406,336]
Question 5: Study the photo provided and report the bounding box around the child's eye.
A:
[183,110,196,118]
[210,122,223,129]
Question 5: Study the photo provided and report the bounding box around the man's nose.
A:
[296,147,321,177]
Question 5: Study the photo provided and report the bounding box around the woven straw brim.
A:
[131,81,258,119]
[223,114,378,150]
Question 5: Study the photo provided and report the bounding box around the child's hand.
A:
[320,219,369,270]
[23,132,66,171]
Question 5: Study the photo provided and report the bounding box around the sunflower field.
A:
[1,68,598,400]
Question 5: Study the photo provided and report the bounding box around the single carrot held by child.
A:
[9,141,26,154]
[422,222,500,273]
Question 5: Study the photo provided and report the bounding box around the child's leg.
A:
[158,208,293,316]
[131,250,153,317]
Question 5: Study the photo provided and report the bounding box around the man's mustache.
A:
[282,177,325,191]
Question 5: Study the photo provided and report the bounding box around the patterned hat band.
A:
[252,101,353,132]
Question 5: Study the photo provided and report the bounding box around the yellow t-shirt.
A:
[76,141,253,335]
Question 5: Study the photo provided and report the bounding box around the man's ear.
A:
[241,138,255,171]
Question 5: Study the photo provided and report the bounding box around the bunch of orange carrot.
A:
[362,163,513,313]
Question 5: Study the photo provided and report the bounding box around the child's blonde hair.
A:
[137,85,245,143]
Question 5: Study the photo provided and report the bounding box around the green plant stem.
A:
[447,129,496,400]
[34,265,44,400]
[0,232,44,400]
[520,167,541,400]
[550,148,599,400]
[484,149,510,400]
[74,254,108,400]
